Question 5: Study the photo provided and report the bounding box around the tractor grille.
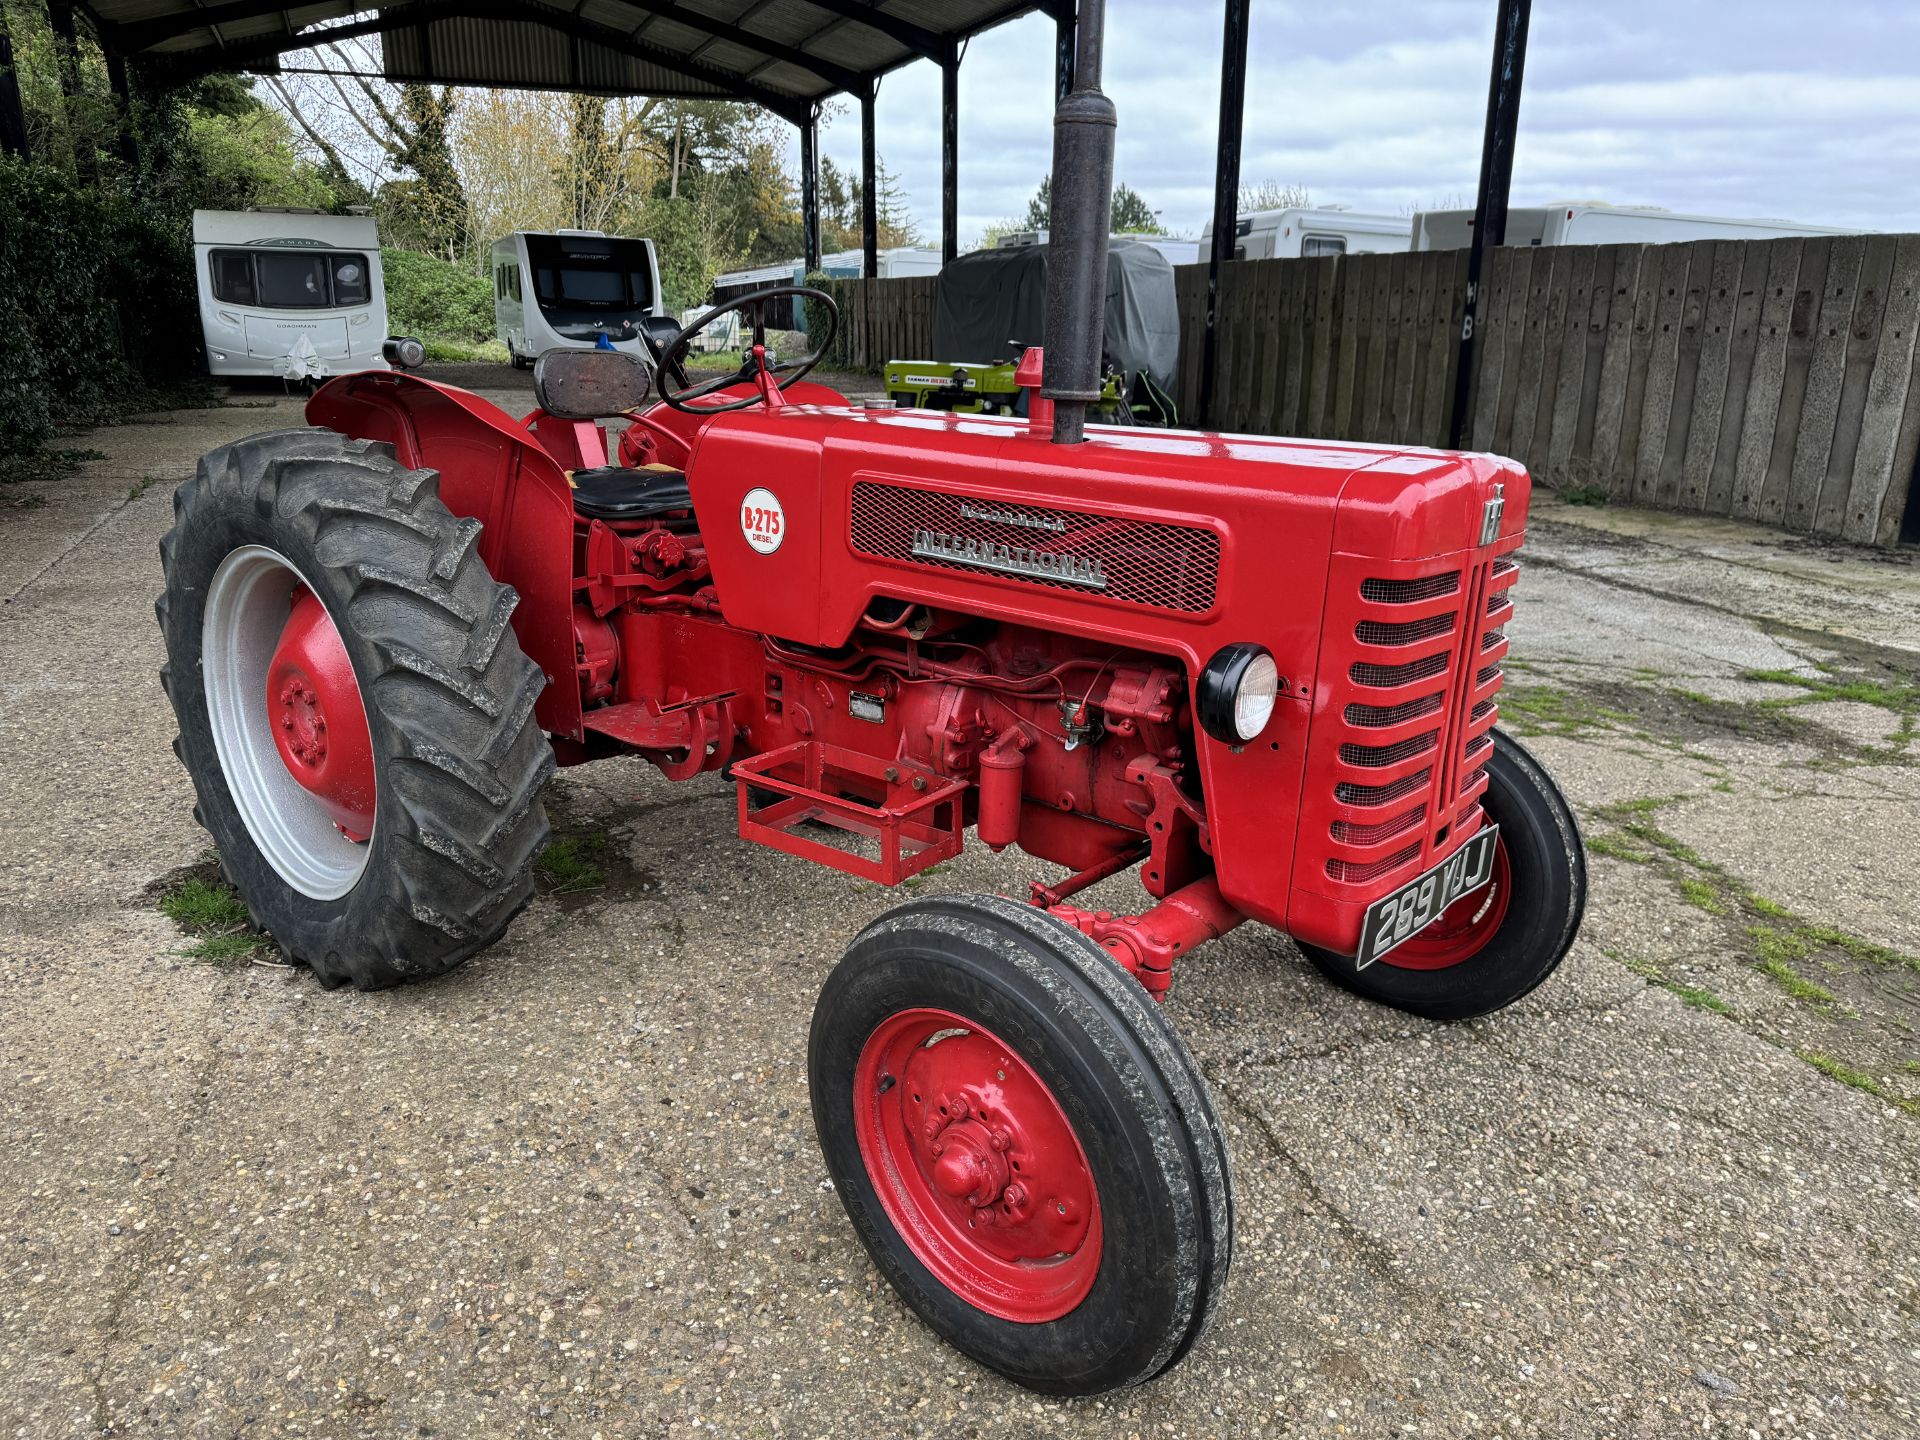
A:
[848,480,1221,614]
[1315,536,1522,890]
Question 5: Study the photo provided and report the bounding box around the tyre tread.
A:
[156,427,552,990]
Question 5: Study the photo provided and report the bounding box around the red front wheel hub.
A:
[266,587,376,841]
[1381,834,1512,970]
[853,1008,1102,1323]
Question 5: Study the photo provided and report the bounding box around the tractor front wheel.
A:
[809,894,1233,1395]
[157,428,554,989]
[1298,729,1587,1021]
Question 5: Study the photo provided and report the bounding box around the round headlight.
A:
[1197,643,1281,743]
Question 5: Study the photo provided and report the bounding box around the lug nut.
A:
[1004,1183,1027,1208]
[989,1129,1010,1151]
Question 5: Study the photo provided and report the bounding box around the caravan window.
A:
[255,252,332,308]
[1301,234,1347,258]
[524,235,654,313]
[210,248,373,309]
[210,251,256,305]
[330,255,369,306]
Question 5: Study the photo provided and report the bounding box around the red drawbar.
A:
[854,1008,1102,1323]
[266,586,376,841]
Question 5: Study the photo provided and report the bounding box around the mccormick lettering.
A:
[911,529,1108,590]
[958,502,1068,533]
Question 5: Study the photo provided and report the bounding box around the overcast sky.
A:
[801,0,1920,248]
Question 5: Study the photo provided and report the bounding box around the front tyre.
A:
[1299,729,1587,1021]
[809,894,1233,1395]
[157,428,554,989]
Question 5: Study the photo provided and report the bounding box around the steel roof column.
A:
[940,44,959,266]
[1447,0,1531,449]
[1055,3,1075,101]
[0,6,30,159]
[1198,0,1250,430]
[860,85,878,278]
[800,104,821,273]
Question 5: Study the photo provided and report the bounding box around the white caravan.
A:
[1411,202,1857,251]
[1199,207,1412,261]
[491,230,667,368]
[192,209,391,379]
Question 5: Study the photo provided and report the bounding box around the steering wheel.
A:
[655,284,839,414]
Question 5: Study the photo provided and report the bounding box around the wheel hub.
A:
[1383,833,1512,969]
[854,1008,1101,1322]
[265,586,375,841]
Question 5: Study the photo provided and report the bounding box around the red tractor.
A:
[157,5,1584,1398]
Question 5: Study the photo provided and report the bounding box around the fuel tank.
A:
[686,406,1525,950]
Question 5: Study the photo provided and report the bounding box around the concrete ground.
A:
[1,378,1917,1440]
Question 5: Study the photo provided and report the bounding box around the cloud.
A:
[807,0,1920,246]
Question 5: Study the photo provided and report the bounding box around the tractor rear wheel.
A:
[1298,729,1587,1021]
[809,893,1233,1395]
[157,428,554,989]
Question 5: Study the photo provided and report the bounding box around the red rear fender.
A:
[305,372,583,740]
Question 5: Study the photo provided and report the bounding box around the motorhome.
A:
[1411,202,1857,251]
[192,209,392,379]
[491,230,667,367]
[1199,207,1411,261]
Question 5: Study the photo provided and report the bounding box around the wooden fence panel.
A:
[1817,234,1898,535]
[1786,235,1865,530]
[822,240,1919,543]
[1847,234,1920,544]
[1673,241,1742,512]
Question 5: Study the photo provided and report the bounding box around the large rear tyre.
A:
[808,893,1233,1395]
[1298,729,1586,1021]
[157,428,554,990]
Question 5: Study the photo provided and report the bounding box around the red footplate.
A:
[733,741,966,885]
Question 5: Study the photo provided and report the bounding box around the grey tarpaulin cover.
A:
[929,241,1179,387]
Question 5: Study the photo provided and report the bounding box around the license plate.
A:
[1355,826,1500,970]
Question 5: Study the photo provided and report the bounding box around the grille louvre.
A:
[1356,613,1455,647]
[848,480,1221,613]
[1330,804,1426,846]
[1350,652,1450,689]
[1327,841,1422,884]
[1361,572,1460,604]
[1335,768,1431,808]
[1339,730,1439,768]
[1345,693,1445,727]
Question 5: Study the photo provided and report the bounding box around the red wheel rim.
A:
[265,585,376,841]
[1381,835,1512,970]
[853,1008,1102,1323]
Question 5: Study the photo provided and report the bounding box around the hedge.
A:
[0,159,201,460]
[381,246,495,344]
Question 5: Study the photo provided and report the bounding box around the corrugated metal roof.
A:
[88,0,1052,115]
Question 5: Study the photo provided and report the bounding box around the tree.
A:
[1023,174,1052,231]
[1239,179,1311,212]
[1018,173,1165,235]
[1109,181,1163,234]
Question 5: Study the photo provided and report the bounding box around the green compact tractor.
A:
[886,240,1179,425]
[884,349,1132,418]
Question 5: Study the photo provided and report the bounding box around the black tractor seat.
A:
[569,462,693,521]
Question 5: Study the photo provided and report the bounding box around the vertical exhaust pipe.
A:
[1041,0,1116,445]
